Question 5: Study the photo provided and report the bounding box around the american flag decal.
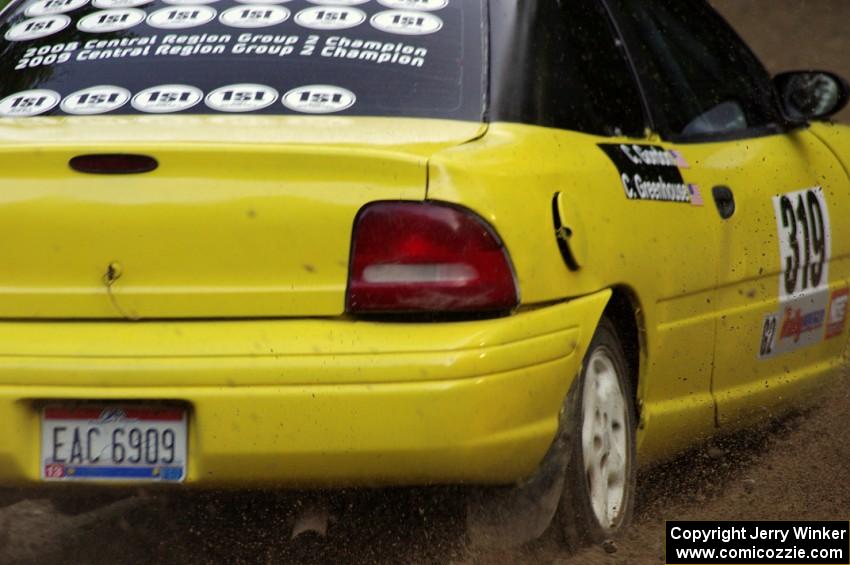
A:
[689,184,704,207]
[669,149,690,169]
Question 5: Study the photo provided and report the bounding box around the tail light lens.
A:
[347,202,519,314]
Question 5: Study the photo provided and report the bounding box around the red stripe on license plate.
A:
[44,407,184,421]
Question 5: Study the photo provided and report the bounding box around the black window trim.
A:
[482,0,492,124]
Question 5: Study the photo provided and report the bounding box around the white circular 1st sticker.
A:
[92,0,153,7]
[0,89,61,117]
[306,0,369,4]
[61,85,131,115]
[205,84,279,112]
[4,15,71,41]
[371,10,442,35]
[132,84,203,113]
[377,0,448,10]
[147,5,217,29]
[294,6,365,30]
[282,85,356,114]
[77,8,146,32]
[219,5,289,28]
[25,0,89,17]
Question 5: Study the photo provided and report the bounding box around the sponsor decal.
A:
[205,83,278,112]
[779,306,826,343]
[147,5,217,29]
[598,143,693,204]
[219,5,289,27]
[131,84,203,113]
[825,288,849,339]
[25,0,89,17]
[77,8,146,32]
[0,89,61,117]
[377,0,448,11]
[5,14,71,41]
[294,6,365,30]
[760,295,830,359]
[92,0,153,7]
[370,9,442,35]
[61,85,131,115]
[282,84,355,114]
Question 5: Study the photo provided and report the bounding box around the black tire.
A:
[556,316,637,548]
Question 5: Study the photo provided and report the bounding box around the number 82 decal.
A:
[773,187,831,299]
[759,314,778,357]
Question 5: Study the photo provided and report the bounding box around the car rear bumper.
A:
[0,291,610,487]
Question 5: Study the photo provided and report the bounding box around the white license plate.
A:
[41,405,187,482]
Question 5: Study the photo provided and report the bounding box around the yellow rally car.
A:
[0,0,849,547]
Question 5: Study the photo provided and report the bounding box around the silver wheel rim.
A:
[581,347,628,529]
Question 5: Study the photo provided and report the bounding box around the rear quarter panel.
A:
[428,123,723,463]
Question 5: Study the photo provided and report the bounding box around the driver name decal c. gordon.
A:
[599,144,701,205]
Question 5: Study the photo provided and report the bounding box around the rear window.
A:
[0,0,483,120]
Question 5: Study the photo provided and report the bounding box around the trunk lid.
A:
[0,115,485,319]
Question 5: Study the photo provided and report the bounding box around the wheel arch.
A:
[601,285,646,421]
[464,287,644,548]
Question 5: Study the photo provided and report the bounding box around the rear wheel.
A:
[557,316,637,547]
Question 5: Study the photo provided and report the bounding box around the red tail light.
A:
[347,202,519,314]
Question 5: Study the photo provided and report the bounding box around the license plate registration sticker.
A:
[41,406,187,482]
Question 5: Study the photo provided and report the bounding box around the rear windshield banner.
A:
[0,0,483,120]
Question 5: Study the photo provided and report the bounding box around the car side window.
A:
[488,0,646,138]
[606,0,784,141]
[549,0,647,137]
